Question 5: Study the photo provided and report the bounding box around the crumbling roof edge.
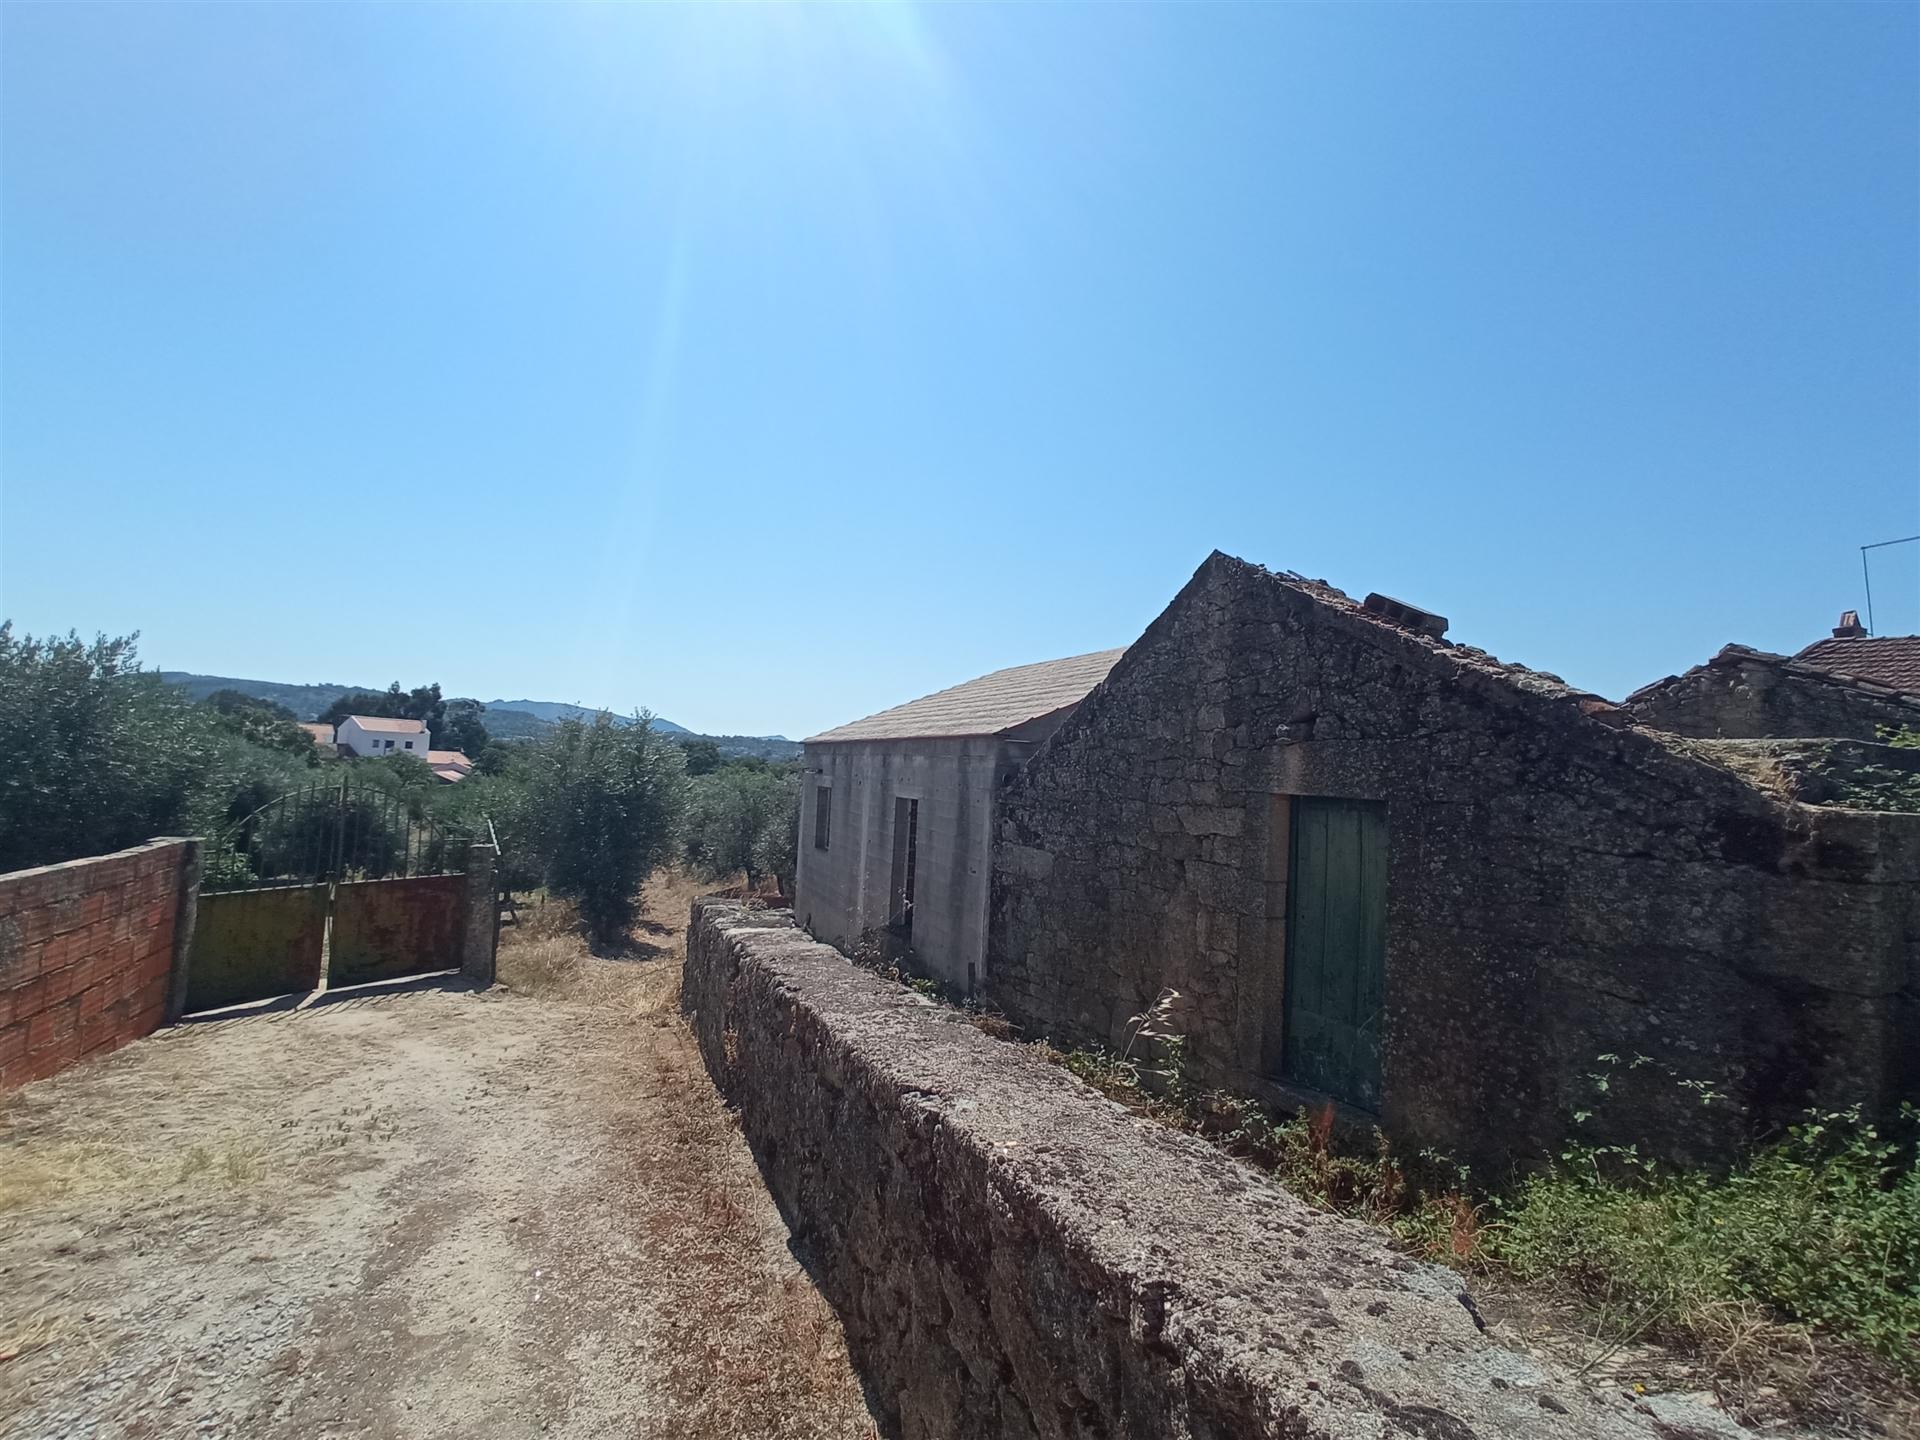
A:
[1623,642,1920,710]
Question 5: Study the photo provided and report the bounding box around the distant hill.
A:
[478,707,553,741]
[686,734,802,763]
[160,672,360,719]
[158,672,796,759]
[485,700,690,734]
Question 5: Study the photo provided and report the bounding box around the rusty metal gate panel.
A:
[186,885,328,1012]
[183,778,478,1014]
[327,874,466,988]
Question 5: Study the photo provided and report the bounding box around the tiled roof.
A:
[426,749,472,770]
[297,723,335,746]
[1792,635,1920,696]
[345,715,426,734]
[807,650,1126,744]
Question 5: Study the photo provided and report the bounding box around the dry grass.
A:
[0,1138,141,1212]
[0,1306,70,1366]
[0,1130,276,1213]
[502,868,877,1437]
[496,869,720,1019]
[619,1038,879,1438]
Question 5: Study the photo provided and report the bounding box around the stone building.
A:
[986,553,1919,1170]
[1622,621,1920,742]
[794,651,1123,990]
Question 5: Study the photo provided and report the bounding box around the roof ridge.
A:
[807,649,1126,744]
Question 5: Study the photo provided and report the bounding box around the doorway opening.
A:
[888,797,919,938]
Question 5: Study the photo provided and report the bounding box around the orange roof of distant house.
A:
[346,715,427,734]
[298,723,335,747]
[428,749,472,783]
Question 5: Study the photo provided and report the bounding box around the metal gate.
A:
[186,780,471,1012]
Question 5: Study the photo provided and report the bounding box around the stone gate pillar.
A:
[462,842,498,987]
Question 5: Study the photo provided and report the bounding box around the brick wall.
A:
[0,839,194,1091]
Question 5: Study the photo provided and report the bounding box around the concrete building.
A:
[795,651,1124,991]
[336,715,430,758]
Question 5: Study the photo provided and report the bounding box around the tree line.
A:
[0,624,799,947]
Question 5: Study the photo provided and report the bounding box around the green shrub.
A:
[521,713,686,946]
[0,625,310,872]
[1487,1105,1920,1374]
[682,764,798,891]
[1030,1022,1920,1382]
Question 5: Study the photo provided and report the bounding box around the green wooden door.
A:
[1283,797,1387,1111]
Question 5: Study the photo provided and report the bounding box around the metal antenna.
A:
[1860,535,1919,636]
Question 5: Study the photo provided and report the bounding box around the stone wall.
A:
[0,839,199,1091]
[1624,645,1920,740]
[989,554,1919,1171]
[684,900,1737,1440]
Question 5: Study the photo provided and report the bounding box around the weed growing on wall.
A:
[1040,1030,1920,1394]
[1489,1103,1920,1379]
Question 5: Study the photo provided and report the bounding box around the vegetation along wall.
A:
[683,899,1727,1440]
[0,839,199,1091]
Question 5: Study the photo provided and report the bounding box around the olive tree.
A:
[683,764,799,893]
[523,713,687,946]
[0,625,249,871]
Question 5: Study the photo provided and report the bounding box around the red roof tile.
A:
[1791,635,1920,696]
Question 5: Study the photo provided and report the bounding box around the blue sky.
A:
[2,2,1914,739]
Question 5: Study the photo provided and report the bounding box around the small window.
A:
[813,785,832,851]
[404,740,414,750]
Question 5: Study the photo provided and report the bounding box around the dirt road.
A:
[0,881,878,1440]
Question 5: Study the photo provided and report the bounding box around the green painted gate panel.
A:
[328,875,465,988]
[1283,797,1387,1111]
[186,886,328,1012]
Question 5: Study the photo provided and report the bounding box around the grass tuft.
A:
[1022,1031,1918,1427]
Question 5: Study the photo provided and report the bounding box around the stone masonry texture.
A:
[989,554,1920,1173]
[1623,644,1920,741]
[0,839,194,1091]
[684,900,1753,1440]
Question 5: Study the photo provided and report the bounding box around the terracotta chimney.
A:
[1832,609,1867,639]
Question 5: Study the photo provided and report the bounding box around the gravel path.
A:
[0,934,878,1439]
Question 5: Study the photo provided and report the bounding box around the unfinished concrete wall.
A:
[685,901,1731,1440]
[989,554,1919,1171]
[0,839,198,1090]
[796,737,1018,991]
[1624,645,1920,740]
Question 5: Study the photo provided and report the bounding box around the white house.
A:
[336,715,430,757]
